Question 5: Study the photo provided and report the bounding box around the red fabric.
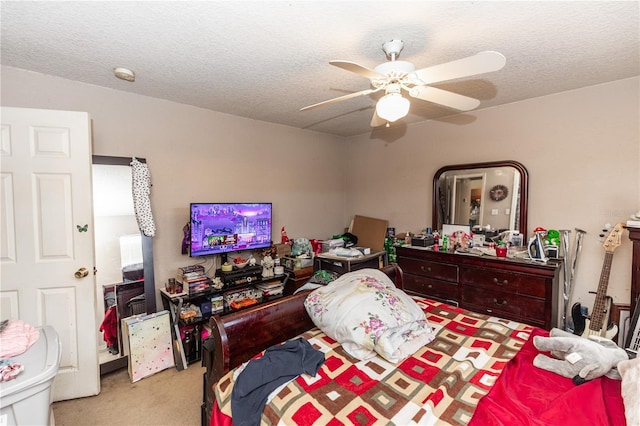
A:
[99,306,118,347]
[469,328,626,426]
[210,400,232,426]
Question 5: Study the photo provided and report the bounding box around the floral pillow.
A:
[304,268,435,363]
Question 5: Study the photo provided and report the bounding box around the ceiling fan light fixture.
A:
[376,93,410,122]
[303,41,505,127]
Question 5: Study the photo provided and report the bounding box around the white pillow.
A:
[304,268,434,363]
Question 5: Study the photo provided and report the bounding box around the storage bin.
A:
[0,325,61,426]
[314,251,388,276]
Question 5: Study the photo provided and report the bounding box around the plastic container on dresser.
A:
[396,246,561,329]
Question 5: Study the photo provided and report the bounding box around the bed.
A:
[202,264,630,426]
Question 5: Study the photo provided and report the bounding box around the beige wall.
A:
[3,65,639,323]
[345,77,640,312]
[1,66,347,309]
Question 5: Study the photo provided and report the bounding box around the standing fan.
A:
[300,40,506,127]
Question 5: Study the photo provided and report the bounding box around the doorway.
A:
[451,173,486,227]
[1,106,99,400]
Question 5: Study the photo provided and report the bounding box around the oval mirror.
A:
[433,160,529,240]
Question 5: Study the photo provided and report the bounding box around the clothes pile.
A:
[0,319,40,382]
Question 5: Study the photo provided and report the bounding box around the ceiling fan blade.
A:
[414,51,506,85]
[370,110,386,127]
[300,87,381,111]
[330,60,384,80]
[409,86,480,111]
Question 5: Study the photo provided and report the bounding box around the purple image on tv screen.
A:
[189,202,272,257]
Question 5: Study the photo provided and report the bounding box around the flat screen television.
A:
[189,202,272,257]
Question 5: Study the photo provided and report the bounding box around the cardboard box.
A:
[349,215,388,252]
[274,243,292,258]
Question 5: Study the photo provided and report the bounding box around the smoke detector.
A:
[114,67,135,82]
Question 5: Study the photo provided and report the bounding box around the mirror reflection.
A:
[93,163,144,366]
[92,156,156,374]
[433,161,528,239]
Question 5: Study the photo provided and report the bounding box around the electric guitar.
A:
[571,223,623,338]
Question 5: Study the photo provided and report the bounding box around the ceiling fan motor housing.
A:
[382,39,404,60]
[374,60,415,75]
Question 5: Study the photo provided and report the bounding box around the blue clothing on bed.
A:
[231,337,325,426]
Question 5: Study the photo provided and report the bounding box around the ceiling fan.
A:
[300,40,506,127]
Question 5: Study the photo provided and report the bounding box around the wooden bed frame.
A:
[201,264,403,426]
[200,264,628,426]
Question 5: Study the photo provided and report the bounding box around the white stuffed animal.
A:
[533,328,628,385]
[617,356,640,426]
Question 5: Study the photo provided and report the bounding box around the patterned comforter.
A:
[213,296,534,425]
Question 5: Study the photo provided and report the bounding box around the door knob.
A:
[74,267,89,278]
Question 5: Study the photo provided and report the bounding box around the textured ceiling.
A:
[1,1,639,137]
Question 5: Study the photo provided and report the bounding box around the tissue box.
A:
[411,235,434,247]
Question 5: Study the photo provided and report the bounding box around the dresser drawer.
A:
[403,274,458,304]
[461,285,546,319]
[459,266,546,298]
[403,274,458,303]
[398,257,458,282]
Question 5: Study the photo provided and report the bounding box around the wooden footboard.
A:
[201,264,402,426]
[209,290,314,383]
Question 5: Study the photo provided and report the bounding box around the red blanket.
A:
[469,328,626,426]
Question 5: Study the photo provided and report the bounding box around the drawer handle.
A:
[492,278,509,286]
[427,284,433,289]
[493,298,508,306]
[420,266,432,272]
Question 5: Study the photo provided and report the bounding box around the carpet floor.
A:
[52,364,205,426]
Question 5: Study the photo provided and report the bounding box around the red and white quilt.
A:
[213,297,535,425]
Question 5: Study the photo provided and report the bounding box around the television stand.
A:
[160,267,289,370]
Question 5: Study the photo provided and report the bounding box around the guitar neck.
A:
[589,252,613,331]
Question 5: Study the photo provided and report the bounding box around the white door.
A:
[0,106,100,400]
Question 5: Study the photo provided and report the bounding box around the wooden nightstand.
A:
[283,266,314,295]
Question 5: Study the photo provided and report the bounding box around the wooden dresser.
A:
[396,246,561,330]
